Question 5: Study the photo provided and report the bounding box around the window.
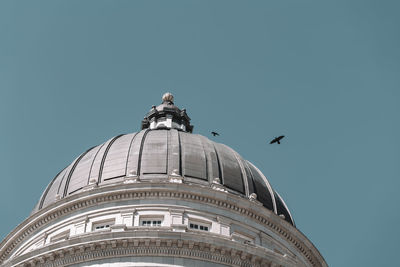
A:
[95,224,111,230]
[189,222,209,231]
[92,219,115,231]
[140,219,162,227]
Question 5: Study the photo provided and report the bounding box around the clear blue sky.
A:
[0,1,399,266]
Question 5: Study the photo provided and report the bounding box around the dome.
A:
[34,94,294,225]
[1,93,327,267]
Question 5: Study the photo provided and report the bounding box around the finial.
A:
[162,92,174,104]
[249,193,257,201]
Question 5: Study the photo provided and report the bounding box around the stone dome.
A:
[33,94,294,226]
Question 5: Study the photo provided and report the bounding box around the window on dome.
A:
[92,219,115,231]
[189,221,210,232]
[140,217,163,227]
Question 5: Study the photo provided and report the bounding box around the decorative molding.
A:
[0,184,323,267]
[11,237,291,267]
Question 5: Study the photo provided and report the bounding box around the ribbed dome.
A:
[33,94,294,226]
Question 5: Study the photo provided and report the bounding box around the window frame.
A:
[92,219,115,231]
[139,216,164,227]
[188,221,210,232]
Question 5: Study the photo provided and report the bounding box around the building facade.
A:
[0,93,327,267]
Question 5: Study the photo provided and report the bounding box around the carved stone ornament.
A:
[212,178,227,192]
[124,170,140,184]
[168,169,183,183]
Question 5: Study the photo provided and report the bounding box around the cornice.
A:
[0,182,326,267]
[8,232,299,267]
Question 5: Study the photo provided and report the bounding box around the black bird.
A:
[270,135,285,144]
[211,131,220,136]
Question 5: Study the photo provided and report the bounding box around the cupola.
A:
[141,92,193,132]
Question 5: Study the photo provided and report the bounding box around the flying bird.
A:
[270,135,285,144]
[211,131,220,136]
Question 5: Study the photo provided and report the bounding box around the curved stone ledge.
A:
[0,182,326,267]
